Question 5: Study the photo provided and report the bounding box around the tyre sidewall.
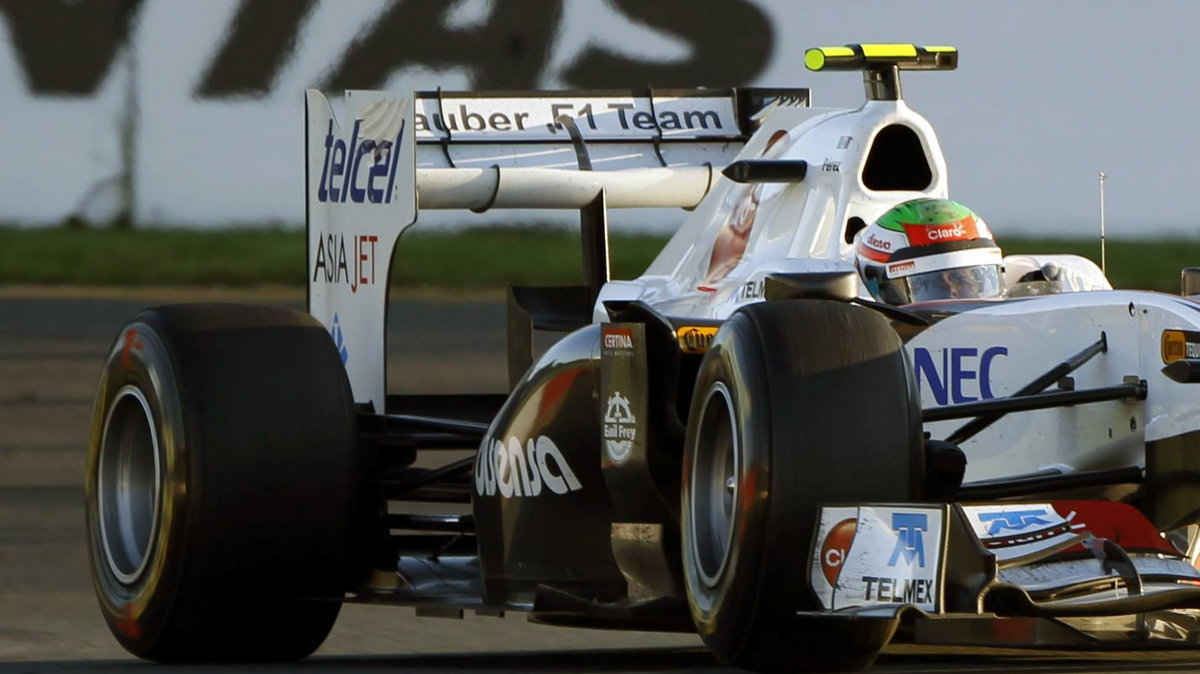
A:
[87,320,190,656]
[86,305,359,661]
[682,312,771,659]
[682,301,922,669]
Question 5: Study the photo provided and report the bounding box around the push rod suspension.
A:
[924,382,1146,423]
[958,465,1144,500]
[382,413,490,437]
[379,456,476,496]
[942,333,1109,445]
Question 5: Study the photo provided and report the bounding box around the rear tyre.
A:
[682,300,923,672]
[86,304,360,662]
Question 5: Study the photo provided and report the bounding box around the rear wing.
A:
[306,87,809,409]
[412,88,809,208]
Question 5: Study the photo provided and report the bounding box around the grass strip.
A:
[0,226,1196,293]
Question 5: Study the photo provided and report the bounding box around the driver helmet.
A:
[855,198,1004,305]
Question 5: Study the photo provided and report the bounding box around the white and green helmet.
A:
[855,198,1004,305]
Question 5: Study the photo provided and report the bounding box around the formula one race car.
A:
[86,44,1200,671]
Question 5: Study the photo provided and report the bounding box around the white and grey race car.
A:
[86,44,1200,672]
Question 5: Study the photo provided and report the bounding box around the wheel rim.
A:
[690,382,740,588]
[97,385,163,585]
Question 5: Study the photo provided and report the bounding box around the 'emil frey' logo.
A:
[888,513,928,568]
[602,391,637,465]
[316,118,405,205]
[977,509,1052,536]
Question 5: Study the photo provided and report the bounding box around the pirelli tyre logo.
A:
[811,506,944,612]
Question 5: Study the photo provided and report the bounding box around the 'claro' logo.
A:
[925,223,965,241]
[820,518,858,586]
[475,435,582,498]
[903,217,977,246]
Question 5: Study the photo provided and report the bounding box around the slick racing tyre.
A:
[682,300,923,672]
[86,304,360,662]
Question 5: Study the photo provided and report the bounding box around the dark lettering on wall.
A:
[563,0,772,88]
[196,0,317,97]
[1,0,774,98]
[323,0,562,90]
[0,0,143,94]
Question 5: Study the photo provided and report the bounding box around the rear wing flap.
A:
[412,88,810,170]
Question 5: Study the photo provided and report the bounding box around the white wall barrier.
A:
[2,0,1200,237]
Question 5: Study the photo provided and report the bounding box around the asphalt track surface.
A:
[5,290,1200,674]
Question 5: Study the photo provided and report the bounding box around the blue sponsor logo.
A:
[316,118,405,204]
[888,513,928,568]
[914,346,1007,406]
[330,313,349,364]
[976,509,1052,536]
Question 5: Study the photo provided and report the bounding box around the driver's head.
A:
[854,199,1003,305]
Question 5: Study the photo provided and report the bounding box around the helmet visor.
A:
[889,265,1003,304]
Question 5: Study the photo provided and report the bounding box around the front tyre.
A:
[682,301,923,672]
[86,304,360,662]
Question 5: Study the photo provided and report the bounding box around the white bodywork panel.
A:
[306,80,1200,484]
[911,292,1200,481]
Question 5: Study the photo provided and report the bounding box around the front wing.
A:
[811,500,1200,646]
